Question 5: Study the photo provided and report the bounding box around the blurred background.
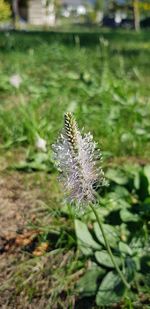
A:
[0,0,150,30]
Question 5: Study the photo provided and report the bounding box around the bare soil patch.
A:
[0,173,39,239]
[0,172,52,308]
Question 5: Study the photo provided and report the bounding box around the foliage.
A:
[75,164,150,306]
[3,164,149,307]
[0,30,150,308]
[0,0,11,22]
[0,31,149,159]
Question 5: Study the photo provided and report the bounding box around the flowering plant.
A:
[52,112,130,289]
[52,112,106,210]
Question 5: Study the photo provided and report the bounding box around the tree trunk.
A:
[12,0,20,27]
[133,0,140,31]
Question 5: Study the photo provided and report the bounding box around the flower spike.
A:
[52,112,106,211]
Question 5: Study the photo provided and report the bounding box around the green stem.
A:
[90,204,130,289]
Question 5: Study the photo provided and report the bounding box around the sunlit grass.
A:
[0,31,150,161]
[0,30,150,308]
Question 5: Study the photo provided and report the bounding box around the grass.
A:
[0,29,150,308]
[0,30,150,158]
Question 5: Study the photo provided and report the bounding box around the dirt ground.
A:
[0,171,78,309]
[0,173,39,239]
[0,172,52,308]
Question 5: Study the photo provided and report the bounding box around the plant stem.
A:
[90,204,130,289]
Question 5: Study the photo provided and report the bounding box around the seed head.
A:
[52,113,106,211]
[64,112,78,152]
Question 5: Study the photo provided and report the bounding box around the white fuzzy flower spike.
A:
[52,112,106,210]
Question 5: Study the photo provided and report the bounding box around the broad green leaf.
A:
[95,251,121,268]
[114,186,130,199]
[134,171,140,190]
[94,222,119,248]
[120,209,140,222]
[105,192,130,211]
[96,271,125,306]
[76,266,105,296]
[75,220,101,256]
[84,207,108,221]
[119,242,132,256]
[125,256,136,282]
[106,168,128,185]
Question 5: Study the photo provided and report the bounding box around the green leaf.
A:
[140,255,150,274]
[84,207,109,221]
[134,171,140,190]
[95,251,121,268]
[75,220,101,256]
[114,186,130,199]
[76,266,105,296]
[106,168,128,185]
[96,271,126,306]
[12,161,48,171]
[67,71,79,80]
[144,165,150,194]
[12,152,53,172]
[119,242,132,256]
[142,198,150,215]
[120,209,140,222]
[94,222,119,248]
[137,171,149,200]
[125,256,136,282]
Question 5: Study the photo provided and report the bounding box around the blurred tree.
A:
[11,0,19,26]
[0,0,11,22]
[44,0,61,22]
[133,0,140,30]
[94,0,104,22]
[95,0,104,12]
[105,0,141,31]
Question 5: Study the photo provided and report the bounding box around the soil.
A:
[0,172,50,308]
[0,173,38,239]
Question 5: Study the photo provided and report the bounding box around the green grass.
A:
[0,30,150,308]
[0,30,150,159]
